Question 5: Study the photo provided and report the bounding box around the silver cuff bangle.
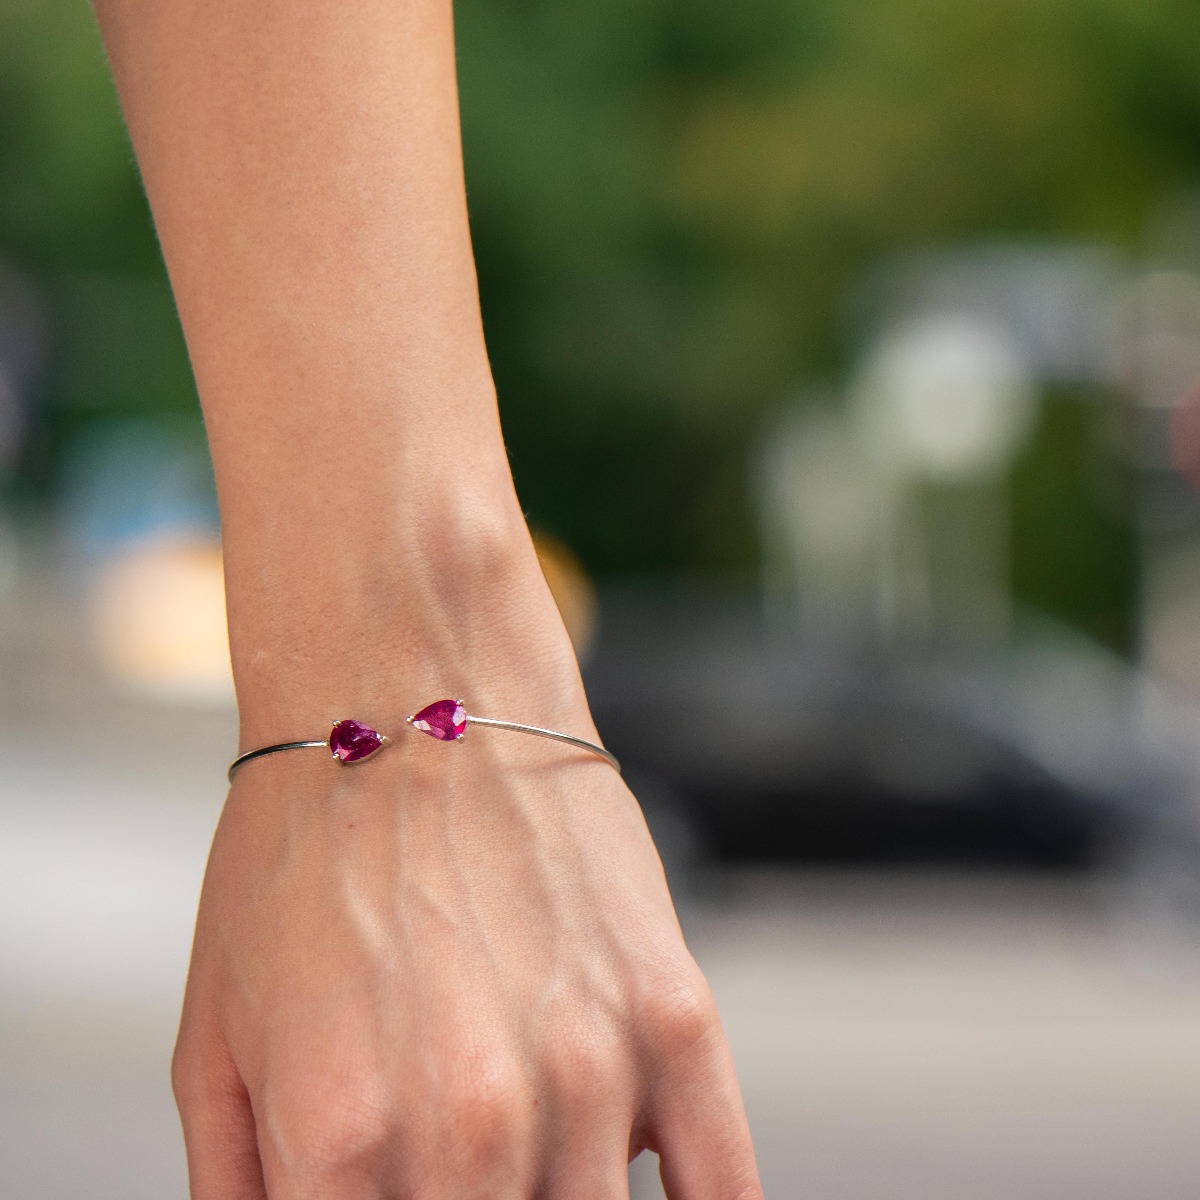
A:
[227,698,620,783]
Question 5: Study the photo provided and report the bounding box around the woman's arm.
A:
[92,0,762,1196]
[93,0,543,733]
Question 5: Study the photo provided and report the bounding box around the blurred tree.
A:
[4,0,1200,587]
[455,0,1200,572]
[0,0,200,496]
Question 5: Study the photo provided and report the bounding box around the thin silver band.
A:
[462,715,621,772]
[227,713,619,782]
[227,740,328,782]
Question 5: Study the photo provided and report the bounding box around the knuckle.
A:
[265,1077,391,1181]
[170,1034,225,1112]
[437,1055,531,1177]
[642,972,722,1058]
[169,1044,196,1107]
[544,1028,626,1111]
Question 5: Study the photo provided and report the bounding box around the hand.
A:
[90,0,761,1188]
[171,646,762,1198]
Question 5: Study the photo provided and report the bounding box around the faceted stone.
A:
[409,699,467,740]
[329,719,384,762]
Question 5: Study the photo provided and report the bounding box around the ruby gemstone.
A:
[329,719,384,762]
[409,699,467,740]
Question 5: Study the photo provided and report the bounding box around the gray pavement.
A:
[659,872,1200,1199]
[4,660,1200,1198]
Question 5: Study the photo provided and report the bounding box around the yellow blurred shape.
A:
[532,531,598,663]
[88,531,592,699]
[90,535,234,703]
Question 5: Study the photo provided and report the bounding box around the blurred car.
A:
[585,580,1200,889]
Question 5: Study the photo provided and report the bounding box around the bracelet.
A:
[226,698,620,782]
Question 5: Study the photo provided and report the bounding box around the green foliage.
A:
[1009,393,1138,655]
[0,0,200,495]
[454,0,1200,569]
[0,2,153,270]
[4,0,1200,578]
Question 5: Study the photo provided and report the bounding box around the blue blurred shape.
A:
[56,417,218,560]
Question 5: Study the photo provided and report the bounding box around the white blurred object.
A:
[852,315,1037,483]
[858,244,1122,385]
[1110,261,1200,698]
[755,406,883,615]
[1140,545,1200,693]
[88,534,234,705]
[1106,270,1200,412]
[754,317,1036,638]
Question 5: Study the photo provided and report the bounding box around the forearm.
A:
[93,0,558,743]
[94,10,762,1192]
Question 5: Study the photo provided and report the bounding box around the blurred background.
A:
[5,0,1200,1195]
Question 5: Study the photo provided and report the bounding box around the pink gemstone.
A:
[329,719,384,762]
[409,699,467,740]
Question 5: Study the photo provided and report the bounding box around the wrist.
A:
[225,483,592,753]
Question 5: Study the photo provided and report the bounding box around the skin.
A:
[91,0,763,1196]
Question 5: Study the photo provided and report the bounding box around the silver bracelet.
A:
[226,698,620,783]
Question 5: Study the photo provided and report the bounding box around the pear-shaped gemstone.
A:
[409,699,467,740]
[329,719,384,762]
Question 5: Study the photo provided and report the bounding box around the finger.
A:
[173,1027,268,1200]
[535,1129,632,1200]
[648,1028,761,1200]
